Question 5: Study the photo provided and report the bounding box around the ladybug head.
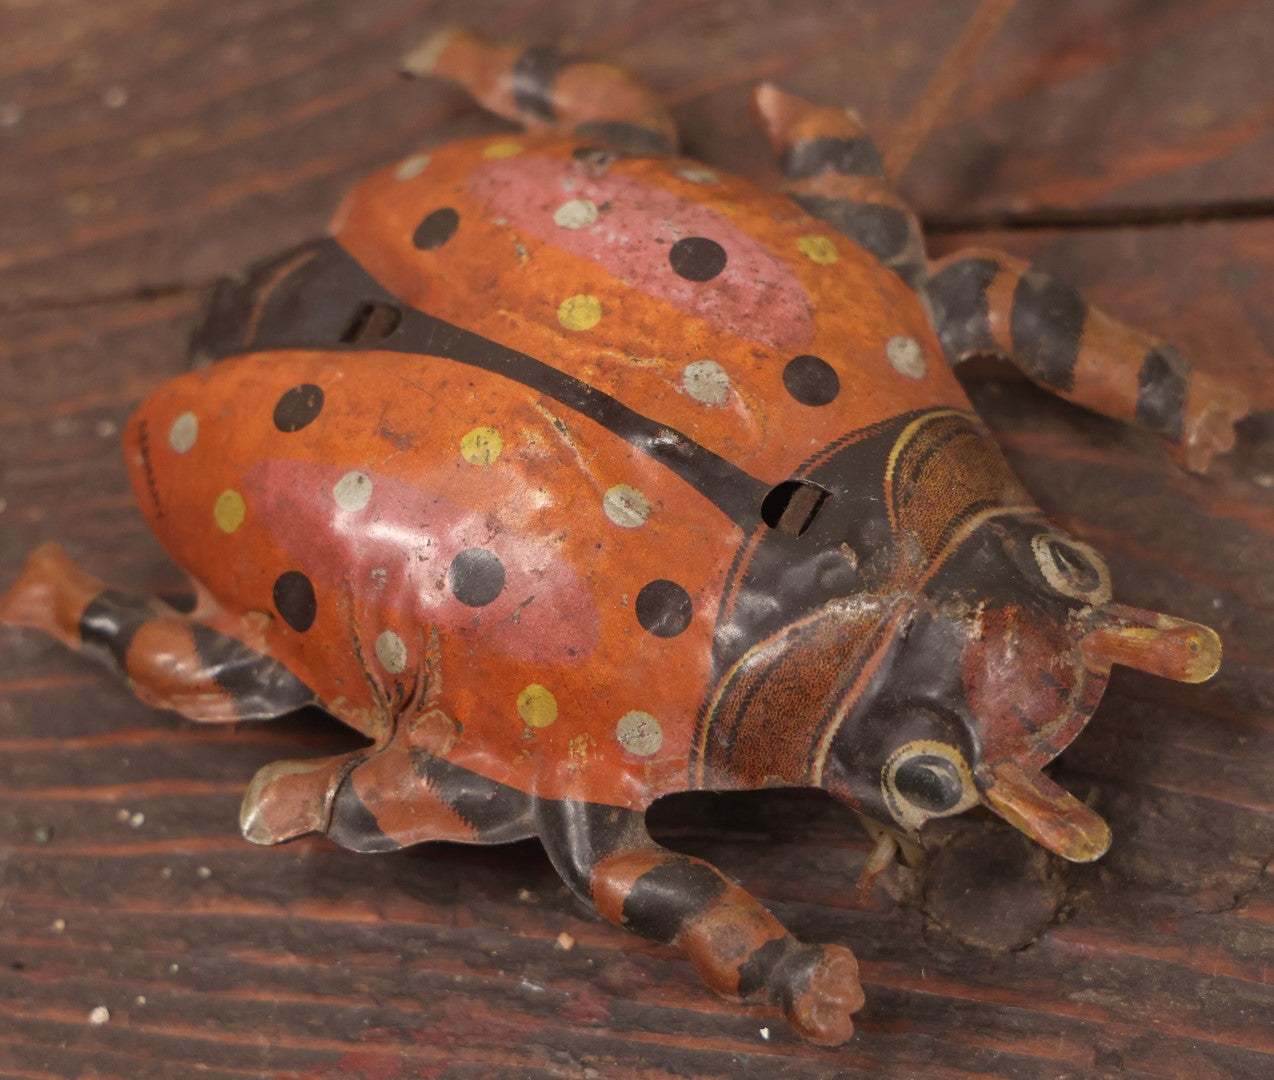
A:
[820,512,1221,862]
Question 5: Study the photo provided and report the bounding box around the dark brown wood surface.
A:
[1,2,1271,1077]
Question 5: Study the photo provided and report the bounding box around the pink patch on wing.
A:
[242,460,599,666]
[468,156,813,347]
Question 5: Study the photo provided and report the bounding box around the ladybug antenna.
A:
[977,760,1111,863]
[1080,604,1222,685]
[883,0,1019,180]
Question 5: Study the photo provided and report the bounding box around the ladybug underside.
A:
[0,29,1241,1045]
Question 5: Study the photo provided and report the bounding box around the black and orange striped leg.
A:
[243,738,536,850]
[926,248,1249,472]
[0,542,315,722]
[536,799,864,1045]
[752,84,927,291]
[402,28,678,156]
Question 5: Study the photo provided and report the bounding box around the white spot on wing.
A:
[394,153,431,180]
[683,360,730,406]
[332,470,373,511]
[616,711,663,756]
[603,484,650,528]
[375,630,408,674]
[553,198,599,229]
[886,335,927,379]
[168,411,198,453]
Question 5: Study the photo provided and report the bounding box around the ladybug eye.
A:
[1031,534,1111,604]
[882,740,976,830]
[895,755,963,811]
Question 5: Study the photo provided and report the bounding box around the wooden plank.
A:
[1,1,1272,1076]
[897,0,1274,222]
[1,1,1271,308]
[2,232,1272,1076]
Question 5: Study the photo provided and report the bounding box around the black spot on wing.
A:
[669,236,728,282]
[273,571,317,632]
[447,548,505,608]
[635,579,693,638]
[783,354,840,406]
[412,207,459,251]
[273,384,324,433]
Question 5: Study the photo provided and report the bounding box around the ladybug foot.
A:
[772,943,865,1046]
[536,800,866,1044]
[240,753,362,845]
[0,541,105,646]
[1172,371,1249,474]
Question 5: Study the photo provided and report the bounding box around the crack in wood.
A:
[923,197,1274,235]
[0,279,218,318]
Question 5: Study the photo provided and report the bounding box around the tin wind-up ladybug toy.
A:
[0,28,1249,1044]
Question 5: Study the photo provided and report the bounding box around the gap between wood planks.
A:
[923,195,1274,234]
[4,198,1272,318]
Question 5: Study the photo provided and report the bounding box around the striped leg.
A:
[245,739,537,850]
[752,84,927,291]
[403,27,678,156]
[0,542,315,722]
[926,249,1249,473]
[537,800,864,1045]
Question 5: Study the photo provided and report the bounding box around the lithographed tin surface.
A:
[0,28,1244,1044]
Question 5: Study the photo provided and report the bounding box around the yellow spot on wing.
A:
[557,294,603,331]
[517,684,558,729]
[460,426,503,466]
[483,140,524,160]
[797,235,839,265]
[214,490,245,533]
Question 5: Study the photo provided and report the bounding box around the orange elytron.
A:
[0,29,1246,1044]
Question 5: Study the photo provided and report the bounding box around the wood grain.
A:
[1,1,1271,1077]
[2,0,1271,307]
